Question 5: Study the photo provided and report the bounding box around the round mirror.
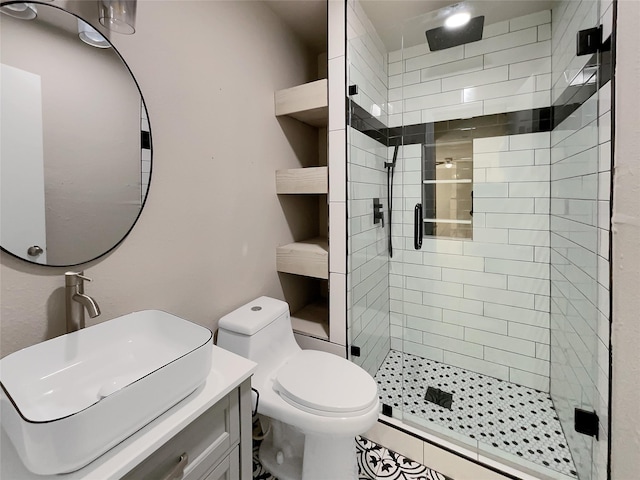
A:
[0,1,151,266]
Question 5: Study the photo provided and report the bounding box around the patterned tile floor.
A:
[356,436,451,480]
[375,350,578,478]
[253,433,450,480]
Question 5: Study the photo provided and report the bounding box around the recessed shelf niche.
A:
[274,57,344,351]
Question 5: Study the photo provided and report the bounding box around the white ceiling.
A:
[264,0,555,53]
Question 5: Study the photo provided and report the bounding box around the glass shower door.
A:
[548,1,610,479]
[346,2,397,416]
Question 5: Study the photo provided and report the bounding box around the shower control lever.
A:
[373,198,384,228]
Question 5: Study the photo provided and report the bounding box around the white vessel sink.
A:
[0,310,213,475]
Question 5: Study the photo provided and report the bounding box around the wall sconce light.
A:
[78,19,110,48]
[0,3,37,20]
[98,0,136,34]
[445,158,453,168]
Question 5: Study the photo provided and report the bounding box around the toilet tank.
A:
[217,297,300,379]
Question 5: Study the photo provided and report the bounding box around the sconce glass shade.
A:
[99,0,136,35]
[77,19,110,48]
[0,3,37,20]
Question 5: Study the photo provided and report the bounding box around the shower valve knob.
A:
[373,198,384,227]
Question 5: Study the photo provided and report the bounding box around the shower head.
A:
[426,15,484,51]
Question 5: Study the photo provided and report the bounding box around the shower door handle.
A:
[414,203,423,250]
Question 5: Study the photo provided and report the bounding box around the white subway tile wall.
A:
[391,133,552,393]
[549,1,611,480]
[347,0,391,377]
[385,11,555,393]
[551,0,600,104]
[386,13,551,128]
[347,0,389,125]
[348,129,390,376]
[347,7,557,387]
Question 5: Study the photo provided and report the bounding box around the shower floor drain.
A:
[425,386,453,410]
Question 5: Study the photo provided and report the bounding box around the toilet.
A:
[216,296,379,480]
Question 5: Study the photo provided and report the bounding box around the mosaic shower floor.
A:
[253,434,450,480]
[375,350,578,478]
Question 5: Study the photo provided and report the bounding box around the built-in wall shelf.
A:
[276,237,328,279]
[273,53,334,353]
[276,167,328,194]
[274,79,328,127]
[291,301,329,340]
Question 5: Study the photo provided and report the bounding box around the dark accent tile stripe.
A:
[349,101,387,144]
[349,101,552,148]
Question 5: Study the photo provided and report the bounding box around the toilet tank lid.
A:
[218,296,289,336]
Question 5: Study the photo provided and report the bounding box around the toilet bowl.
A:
[216,296,379,480]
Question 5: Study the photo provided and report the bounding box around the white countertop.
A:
[1,346,256,480]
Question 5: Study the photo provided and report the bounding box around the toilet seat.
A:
[273,350,378,418]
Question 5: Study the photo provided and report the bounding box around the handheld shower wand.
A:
[384,145,399,258]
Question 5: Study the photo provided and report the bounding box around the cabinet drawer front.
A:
[195,445,239,480]
[122,390,239,480]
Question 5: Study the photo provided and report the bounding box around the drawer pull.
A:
[161,453,188,480]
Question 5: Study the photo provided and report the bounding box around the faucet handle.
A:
[65,271,92,286]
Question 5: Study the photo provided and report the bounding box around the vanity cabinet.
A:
[122,379,250,480]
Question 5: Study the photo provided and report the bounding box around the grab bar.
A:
[414,203,423,250]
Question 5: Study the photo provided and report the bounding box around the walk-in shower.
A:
[346,1,613,479]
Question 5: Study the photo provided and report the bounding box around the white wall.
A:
[0,0,318,356]
[611,0,640,477]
